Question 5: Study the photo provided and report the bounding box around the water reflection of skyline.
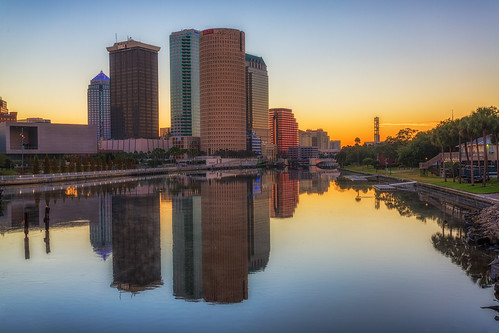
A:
[172,175,271,303]
[3,170,492,302]
[111,186,162,293]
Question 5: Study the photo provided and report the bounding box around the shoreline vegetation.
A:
[343,165,499,195]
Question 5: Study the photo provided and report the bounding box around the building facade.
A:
[87,71,111,141]
[245,54,269,154]
[170,29,200,137]
[200,28,246,155]
[107,39,160,139]
[0,122,97,155]
[269,108,298,158]
[299,129,330,150]
[0,97,17,123]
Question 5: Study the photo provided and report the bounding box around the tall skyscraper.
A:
[245,54,269,154]
[87,71,111,141]
[269,108,298,158]
[107,39,160,139]
[170,29,200,137]
[200,28,246,155]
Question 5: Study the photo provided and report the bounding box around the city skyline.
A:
[2,1,499,145]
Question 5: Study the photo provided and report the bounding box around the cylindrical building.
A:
[200,28,246,155]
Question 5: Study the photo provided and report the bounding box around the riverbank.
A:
[0,161,264,187]
[341,168,499,253]
[340,168,499,206]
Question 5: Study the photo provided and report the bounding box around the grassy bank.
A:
[344,165,499,194]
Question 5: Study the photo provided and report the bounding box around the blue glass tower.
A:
[170,29,200,137]
[87,71,111,141]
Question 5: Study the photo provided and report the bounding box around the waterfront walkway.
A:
[0,162,261,187]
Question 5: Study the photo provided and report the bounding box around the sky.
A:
[2,0,499,146]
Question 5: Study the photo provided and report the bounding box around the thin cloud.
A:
[381,123,437,127]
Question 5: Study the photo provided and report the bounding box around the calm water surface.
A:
[0,171,497,332]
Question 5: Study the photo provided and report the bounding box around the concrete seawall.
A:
[340,169,498,207]
[0,163,262,187]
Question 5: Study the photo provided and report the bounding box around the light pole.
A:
[20,128,25,174]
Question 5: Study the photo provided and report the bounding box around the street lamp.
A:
[20,128,25,174]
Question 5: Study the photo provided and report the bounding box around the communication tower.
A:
[374,117,380,144]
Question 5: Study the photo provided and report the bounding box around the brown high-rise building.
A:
[107,40,160,139]
[199,29,246,155]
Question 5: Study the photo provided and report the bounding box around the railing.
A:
[419,151,497,169]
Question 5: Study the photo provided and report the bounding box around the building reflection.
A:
[89,193,113,260]
[111,186,162,293]
[172,174,271,303]
[271,172,299,218]
[248,175,270,273]
[201,177,248,303]
[298,171,332,195]
[172,191,203,301]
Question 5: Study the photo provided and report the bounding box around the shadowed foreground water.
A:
[0,171,497,332]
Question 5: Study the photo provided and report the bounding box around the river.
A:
[0,170,497,332]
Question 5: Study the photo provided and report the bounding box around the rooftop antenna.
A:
[115,33,117,43]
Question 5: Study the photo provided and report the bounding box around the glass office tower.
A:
[87,71,111,141]
[170,29,200,137]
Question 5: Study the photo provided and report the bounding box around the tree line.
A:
[337,106,499,187]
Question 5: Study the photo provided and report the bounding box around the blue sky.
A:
[2,0,499,144]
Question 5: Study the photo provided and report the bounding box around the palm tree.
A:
[473,107,497,186]
[456,118,466,183]
[446,120,459,182]
[462,116,476,186]
[431,121,448,182]
[490,112,499,179]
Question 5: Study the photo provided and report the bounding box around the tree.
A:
[60,158,67,173]
[83,157,90,172]
[431,121,449,182]
[43,155,51,174]
[472,106,497,186]
[33,155,40,174]
[362,157,375,168]
[51,157,58,174]
[0,153,6,168]
[397,131,439,167]
[68,156,76,173]
[76,157,83,173]
[491,114,499,177]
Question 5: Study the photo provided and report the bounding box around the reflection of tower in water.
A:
[248,176,270,272]
[90,193,113,260]
[111,187,162,292]
[172,194,202,300]
[271,172,299,218]
[202,179,248,303]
